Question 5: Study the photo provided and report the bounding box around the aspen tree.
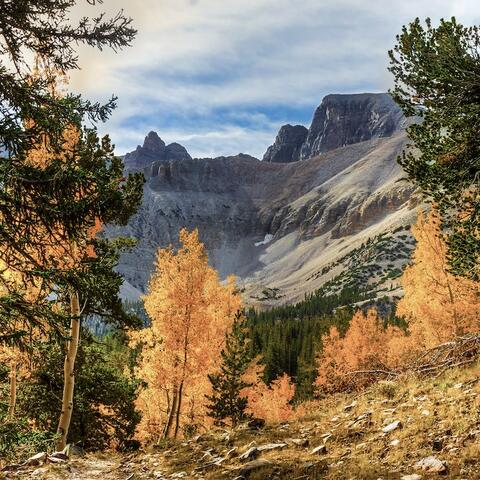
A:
[133,229,241,440]
[397,210,480,350]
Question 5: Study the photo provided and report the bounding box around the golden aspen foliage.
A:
[396,210,480,351]
[244,371,298,423]
[132,229,242,440]
[315,309,404,392]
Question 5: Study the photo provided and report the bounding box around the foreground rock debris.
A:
[2,366,480,479]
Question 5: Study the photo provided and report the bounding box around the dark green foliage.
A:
[247,288,364,401]
[206,312,253,427]
[16,330,141,451]
[0,361,54,461]
[0,1,143,346]
[389,17,480,279]
[0,0,136,155]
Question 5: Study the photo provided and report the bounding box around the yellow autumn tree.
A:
[132,229,242,440]
[396,210,480,351]
[244,371,298,423]
[315,309,405,391]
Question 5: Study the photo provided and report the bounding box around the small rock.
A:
[383,420,403,433]
[311,445,327,455]
[344,401,357,411]
[239,446,259,462]
[414,456,447,473]
[289,438,309,447]
[170,472,188,479]
[238,458,271,476]
[320,433,332,443]
[47,456,67,464]
[24,452,47,466]
[257,443,287,452]
[432,438,443,451]
[401,475,422,480]
[30,468,49,477]
[390,439,400,447]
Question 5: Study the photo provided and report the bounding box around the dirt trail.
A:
[2,455,126,480]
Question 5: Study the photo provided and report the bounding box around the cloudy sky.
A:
[71,0,480,158]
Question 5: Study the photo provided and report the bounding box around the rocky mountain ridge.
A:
[110,92,418,305]
[263,93,405,163]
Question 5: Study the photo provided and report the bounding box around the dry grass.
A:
[8,362,480,479]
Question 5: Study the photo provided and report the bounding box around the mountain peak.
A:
[263,124,308,163]
[300,92,404,159]
[262,93,404,163]
[123,132,191,173]
[142,131,166,153]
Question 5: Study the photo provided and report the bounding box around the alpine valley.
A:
[108,92,420,308]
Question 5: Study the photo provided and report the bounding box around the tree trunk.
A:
[56,291,81,451]
[174,380,184,439]
[163,386,178,439]
[7,360,17,418]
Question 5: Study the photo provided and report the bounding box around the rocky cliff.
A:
[300,93,405,159]
[110,93,418,305]
[263,124,308,163]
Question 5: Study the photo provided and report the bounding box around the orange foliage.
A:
[315,309,405,391]
[131,229,242,440]
[240,360,300,423]
[396,210,480,351]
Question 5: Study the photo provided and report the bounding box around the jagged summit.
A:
[123,131,192,173]
[300,92,404,159]
[263,124,308,163]
[142,131,165,154]
[263,93,405,163]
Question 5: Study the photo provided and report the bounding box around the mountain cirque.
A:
[108,93,418,306]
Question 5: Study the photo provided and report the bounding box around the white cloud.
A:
[68,0,480,157]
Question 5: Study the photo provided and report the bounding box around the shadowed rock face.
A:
[263,124,308,163]
[299,93,405,159]
[111,93,417,303]
[123,131,192,173]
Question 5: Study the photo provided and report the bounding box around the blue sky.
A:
[71,0,480,159]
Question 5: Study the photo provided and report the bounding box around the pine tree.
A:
[389,17,480,279]
[206,311,253,427]
[0,1,139,346]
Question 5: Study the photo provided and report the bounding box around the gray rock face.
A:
[110,93,418,304]
[263,124,308,163]
[300,93,404,159]
[123,131,192,174]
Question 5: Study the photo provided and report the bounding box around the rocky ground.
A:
[3,363,480,480]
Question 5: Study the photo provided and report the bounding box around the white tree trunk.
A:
[56,291,80,451]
